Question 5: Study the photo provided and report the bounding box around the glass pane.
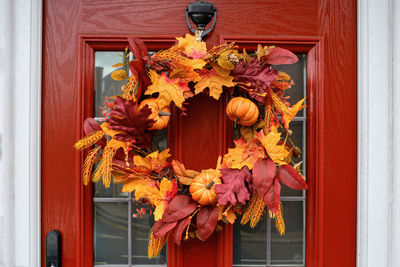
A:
[94,181,128,198]
[94,202,128,265]
[132,202,167,264]
[281,121,305,197]
[271,201,304,265]
[233,215,267,265]
[94,51,127,117]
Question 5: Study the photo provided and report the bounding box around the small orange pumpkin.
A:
[226,97,259,126]
[189,169,221,206]
[139,98,170,130]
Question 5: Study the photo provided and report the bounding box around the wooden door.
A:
[41,1,357,267]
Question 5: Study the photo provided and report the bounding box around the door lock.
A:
[46,230,62,267]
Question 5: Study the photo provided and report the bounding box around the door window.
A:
[93,51,167,266]
[233,54,307,266]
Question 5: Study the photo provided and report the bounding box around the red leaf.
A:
[215,167,251,206]
[252,159,276,197]
[263,177,281,213]
[277,164,308,190]
[263,47,298,65]
[171,216,190,245]
[153,220,177,238]
[161,195,197,223]
[84,117,102,135]
[107,96,155,148]
[128,37,150,100]
[196,206,219,241]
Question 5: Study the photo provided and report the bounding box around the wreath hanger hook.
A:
[186,0,217,42]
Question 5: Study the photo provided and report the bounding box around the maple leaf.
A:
[253,159,280,213]
[171,160,199,185]
[194,69,235,100]
[176,33,207,59]
[223,138,265,170]
[223,207,237,224]
[282,98,306,129]
[133,149,171,173]
[153,178,178,221]
[215,167,252,206]
[257,130,290,164]
[123,177,178,221]
[107,96,155,148]
[145,71,189,109]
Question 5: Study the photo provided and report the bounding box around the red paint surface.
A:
[42,1,357,266]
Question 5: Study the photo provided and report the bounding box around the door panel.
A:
[42,1,357,266]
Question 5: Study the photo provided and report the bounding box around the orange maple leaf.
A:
[257,130,289,164]
[133,148,171,173]
[194,69,235,100]
[122,178,178,221]
[176,33,207,59]
[271,92,306,129]
[223,139,265,170]
[146,71,190,109]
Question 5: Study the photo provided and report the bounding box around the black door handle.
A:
[46,230,62,267]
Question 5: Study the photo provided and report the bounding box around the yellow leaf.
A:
[282,98,306,129]
[100,123,123,137]
[145,71,186,109]
[111,69,127,81]
[223,139,265,170]
[134,149,171,173]
[223,208,237,224]
[256,44,264,60]
[258,131,289,164]
[176,33,207,59]
[194,69,235,100]
[112,62,124,68]
[242,48,250,63]
[217,50,236,70]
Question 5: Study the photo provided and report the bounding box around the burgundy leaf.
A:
[161,195,197,223]
[232,58,278,103]
[153,220,177,238]
[171,216,191,245]
[263,177,281,213]
[84,117,102,135]
[107,96,155,148]
[196,206,219,241]
[252,159,276,197]
[263,47,298,65]
[277,164,308,190]
[215,167,251,206]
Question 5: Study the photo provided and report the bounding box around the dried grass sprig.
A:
[82,146,100,186]
[148,229,168,259]
[74,131,104,150]
[241,194,266,228]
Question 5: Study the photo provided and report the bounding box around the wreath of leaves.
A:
[75,34,308,258]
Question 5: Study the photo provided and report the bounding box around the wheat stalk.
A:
[241,194,266,227]
[82,146,100,186]
[74,131,104,150]
[92,145,116,188]
[274,202,286,235]
[148,229,168,259]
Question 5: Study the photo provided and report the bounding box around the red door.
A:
[42,1,357,267]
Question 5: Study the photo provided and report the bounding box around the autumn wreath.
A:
[74,34,308,258]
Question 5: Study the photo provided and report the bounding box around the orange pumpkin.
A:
[138,98,170,130]
[226,97,259,126]
[189,169,221,206]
